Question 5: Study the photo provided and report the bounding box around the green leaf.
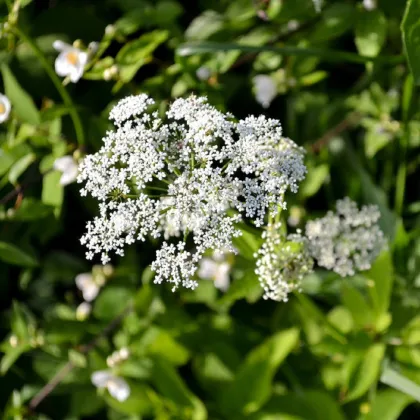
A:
[366,250,393,317]
[345,343,385,401]
[355,10,387,57]
[152,357,207,420]
[381,366,420,402]
[219,328,299,415]
[103,382,154,415]
[185,10,225,41]
[8,153,36,185]
[116,30,169,83]
[93,287,133,320]
[11,198,53,221]
[1,64,40,125]
[254,390,345,420]
[341,284,374,330]
[300,164,329,198]
[364,389,413,420]
[0,345,30,375]
[42,170,64,211]
[0,241,38,267]
[402,0,420,84]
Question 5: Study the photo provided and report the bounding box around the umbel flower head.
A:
[305,198,387,277]
[78,94,306,299]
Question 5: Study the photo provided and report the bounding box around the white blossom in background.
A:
[312,0,323,13]
[91,370,130,402]
[76,301,91,321]
[78,94,306,299]
[107,347,130,368]
[255,222,313,301]
[196,66,211,81]
[53,40,88,83]
[363,0,376,10]
[198,251,231,292]
[53,155,79,186]
[305,198,386,277]
[75,272,100,302]
[0,94,11,123]
[253,75,277,108]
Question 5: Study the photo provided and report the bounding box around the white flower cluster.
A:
[78,94,306,294]
[255,222,313,302]
[305,198,386,277]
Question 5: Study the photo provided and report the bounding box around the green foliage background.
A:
[0,0,419,418]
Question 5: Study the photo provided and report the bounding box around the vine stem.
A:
[28,304,133,412]
[11,26,85,148]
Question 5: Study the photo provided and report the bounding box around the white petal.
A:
[75,273,93,290]
[198,258,217,280]
[69,64,85,83]
[82,283,100,302]
[91,370,112,388]
[107,377,131,402]
[214,263,231,292]
[55,53,74,77]
[76,302,91,320]
[0,94,11,123]
[53,40,70,52]
[253,75,277,108]
[59,164,79,185]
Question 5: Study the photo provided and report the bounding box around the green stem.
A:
[177,42,405,66]
[12,26,85,147]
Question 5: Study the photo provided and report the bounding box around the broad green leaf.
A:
[42,170,64,211]
[345,343,385,401]
[11,198,53,221]
[93,287,133,320]
[219,328,299,415]
[254,390,345,420]
[355,10,387,57]
[0,345,30,375]
[327,306,354,334]
[363,389,413,420]
[152,357,207,420]
[366,250,393,316]
[0,241,38,267]
[364,129,391,158]
[116,30,169,83]
[185,10,225,41]
[310,4,355,43]
[381,366,420,402]
[341,284,374,329]
[103,382,154,415]
[8,153,35,185]
[300,164,329,198]
[1,65,40,125]
[402,0,420,84]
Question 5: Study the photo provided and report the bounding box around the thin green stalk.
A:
[12,26,85,147]
[177,42,405,66]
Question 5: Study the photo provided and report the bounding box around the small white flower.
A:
[53,40,88,83]
[76,302,91,321]
[75,273,99,302]
[53,155,79,186]
[312,0,323,12]
[253,75,277,108]
[91,370,130,402]
[9,334,18,348]
[363,0,376,10]
[196,66,211,81]
[119,347,130,360]
[198,253,231,292]
[0,94,11,123]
